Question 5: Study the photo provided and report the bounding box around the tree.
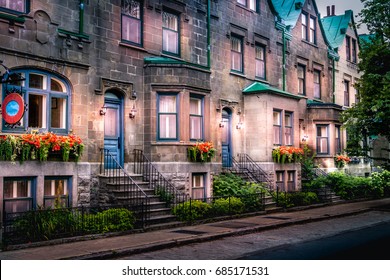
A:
[341,0,390,164]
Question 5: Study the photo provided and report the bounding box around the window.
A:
[287,171,295,191]
[2,70,70,133]
[297,64,306,95]
[302,14,316,44]
[273,110,282,145]
[344,80,350,106]
[352,38,357,63]
[275,171,284,191]
[121,0,142,46]
[335,126,341,154]
[190,96,203,140]
[316,125,329,154]
[284,112,293,146]
[162,11,179,55]
[313,70,321,99]
[255,44,266,79]
[309,16,316,44]
[231,35,243,73]
[44,177,71,208]
[3,177,35,213]
[158,94,178,140]
[346,36,351,61]
[301,14,307,41]
[237,0,257,12]
[0,0,29,13]
[192,173,206,200]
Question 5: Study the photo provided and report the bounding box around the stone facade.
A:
[0,0,371,219]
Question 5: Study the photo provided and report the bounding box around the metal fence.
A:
[2,203,147,246]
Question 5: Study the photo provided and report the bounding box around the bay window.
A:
[190,96,203,140]
[158,94,178,140]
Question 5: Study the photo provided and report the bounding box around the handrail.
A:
[100,149,149,209]
[236,153,273,190]
[133,149,188,206]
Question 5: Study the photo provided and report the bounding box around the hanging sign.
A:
[2,93,25,125]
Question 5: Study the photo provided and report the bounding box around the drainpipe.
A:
[207,0,211,69]
[79,0,85,35]
[282,28,286,91]
[332,58,335,103]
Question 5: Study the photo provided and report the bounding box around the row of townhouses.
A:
[0,0,370,219]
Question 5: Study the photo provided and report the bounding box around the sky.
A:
[316,0,369,34]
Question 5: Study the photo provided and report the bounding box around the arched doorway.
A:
[221,108,232,167]
[103,91,124,167]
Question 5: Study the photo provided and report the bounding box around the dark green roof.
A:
[321,10,356,49]
[144,57,185,64]
[243,82,303,100]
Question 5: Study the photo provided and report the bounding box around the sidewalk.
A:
[1,198,390,260]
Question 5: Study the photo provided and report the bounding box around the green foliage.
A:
[341,0,390,165]
[155,186,175,205]
[82,208,136,233]
[212,197,244,215]
[213,173,265,197]
[275,191,319,208]
[172,200,211,221]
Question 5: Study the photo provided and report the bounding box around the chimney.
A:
[327,6,330,16]
[332,5,335,16]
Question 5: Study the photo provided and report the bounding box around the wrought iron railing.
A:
[100,149,150,215]
[235,153,273,190]
[2,204,147,246]
[133,149,188,206]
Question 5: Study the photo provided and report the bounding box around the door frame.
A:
[103,91,124,167]
[222,108,232,167]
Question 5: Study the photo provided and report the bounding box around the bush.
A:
[212,197,244,215]
[172,200,211,221]
[275,191,319,208]
[82,208,136,233]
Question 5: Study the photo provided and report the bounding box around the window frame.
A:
[284,112,293,146]
[192,173,206,200]
[346,35,351,61]
[273,110,282,145]
[275,171,284,191]
[43,176,72,209]
[344,80,350,107]
[309,16,316,44]
[2,69,70,134]
[255,44,266,80]
[189,95,204,141]
[316,124,329,155]
[157,92,179,141]
[121,0,143,46]
[313,69,321,99]
[335,125,341,154]
[237,0,258,12]
[162,10,180,56]
[0,0,30,14]
[301,13,308,41]
[297,64,306,95]
[3,177,36,214]
[230,34,244,73]
[351,38,357,63]
[287,171,295,192]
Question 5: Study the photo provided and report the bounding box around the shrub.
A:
[82,208,136,233]
[212,197,244,215]
[275,191,319,208]
[172,200,211,221]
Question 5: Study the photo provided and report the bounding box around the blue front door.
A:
[104,94,123,167]
[221,109,232,167]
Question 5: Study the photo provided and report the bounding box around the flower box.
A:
[188,141,216,163]
[334,154,350,168]
[272,146,304,164]
[0,132,84,162]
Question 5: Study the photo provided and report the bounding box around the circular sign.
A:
[2,93,25,124]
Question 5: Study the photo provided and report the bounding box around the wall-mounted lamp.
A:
[100,106,107,116]
[301,135,309,142]
[236,122,243,129]
[219,122,224,128]
[129,104,137,119]
[131,90,137,99]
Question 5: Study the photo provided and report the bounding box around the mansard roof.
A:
[320,10,359,49]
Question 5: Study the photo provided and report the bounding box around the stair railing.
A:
[100,149,150,224]
[133,149,188,206]
[236,153,273,190]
